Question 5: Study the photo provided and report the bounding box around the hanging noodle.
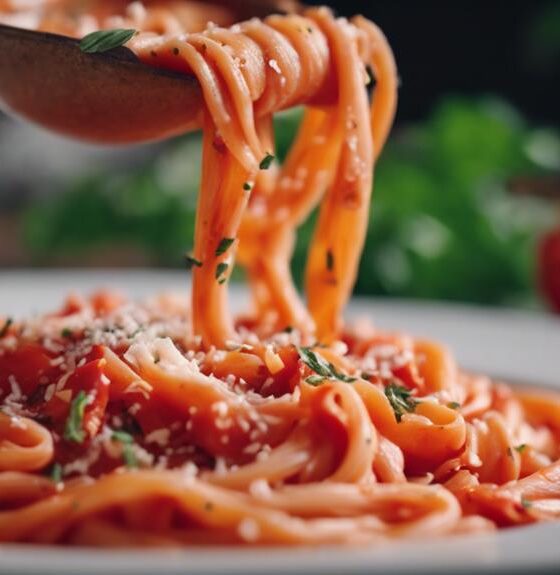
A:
[1,0,560,547]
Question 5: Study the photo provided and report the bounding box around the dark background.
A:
[310,0,559,127]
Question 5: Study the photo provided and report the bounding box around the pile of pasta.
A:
[1,0,560,547]
[1,293,560,545]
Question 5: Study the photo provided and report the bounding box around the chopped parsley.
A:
[215,262,229,281]
[326,249,334,272]
[447,401,461,410]
[243,182,253,191]
[297,347,334,378]
[282,325,294,334]
[63,390,89,443]
[259,153,275,170]
[215,237,235,257]
[112,430,133,443]
[305,375,326,386]
[61,328,73,339]
[185,254,203,270]
[297,347,356,384]
[515,444,527,454]
[384,383,417,423]
[79,29,137,54]
[49,463,63,484]
[331,366,356,383]
[0,318,12,338]
[520,497,532,509]
[112,430,138,469]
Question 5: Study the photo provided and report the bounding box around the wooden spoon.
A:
[0,1,299,144]
[0,23,204,144]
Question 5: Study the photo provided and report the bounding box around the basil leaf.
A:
[80,29,137,54]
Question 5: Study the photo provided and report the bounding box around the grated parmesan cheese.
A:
[237,518,260,542]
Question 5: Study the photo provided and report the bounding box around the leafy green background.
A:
[24,98,558,307]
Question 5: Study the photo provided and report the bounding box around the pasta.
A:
[1,0,560,548]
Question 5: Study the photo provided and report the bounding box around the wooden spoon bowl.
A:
[0,23,203,144]
[0,1,299,144]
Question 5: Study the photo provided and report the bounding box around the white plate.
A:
[1,270,560,575]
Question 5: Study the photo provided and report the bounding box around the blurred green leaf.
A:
[23,98,556,307]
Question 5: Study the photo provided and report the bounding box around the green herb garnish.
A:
[185,254,203,270]
[49,463,63,484]
[112,430,133,443]
[520,497,532,509]
[298,347,335,378]
[112,430,138,469]
[447,401,461,410]
[215,237,235,257]
[259,153,275,170]
[305,375,326,386]
[297,347,356,384]
[61,328,73,339]
[215,262,229,281]
[0,318,13,338]
[80,29,137,54]
[243,182,253,191]
[329,365,356,383]
[515,444,527,453]
[384,383,417,423]
[326,250,334,272]
[64,390,89,443]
